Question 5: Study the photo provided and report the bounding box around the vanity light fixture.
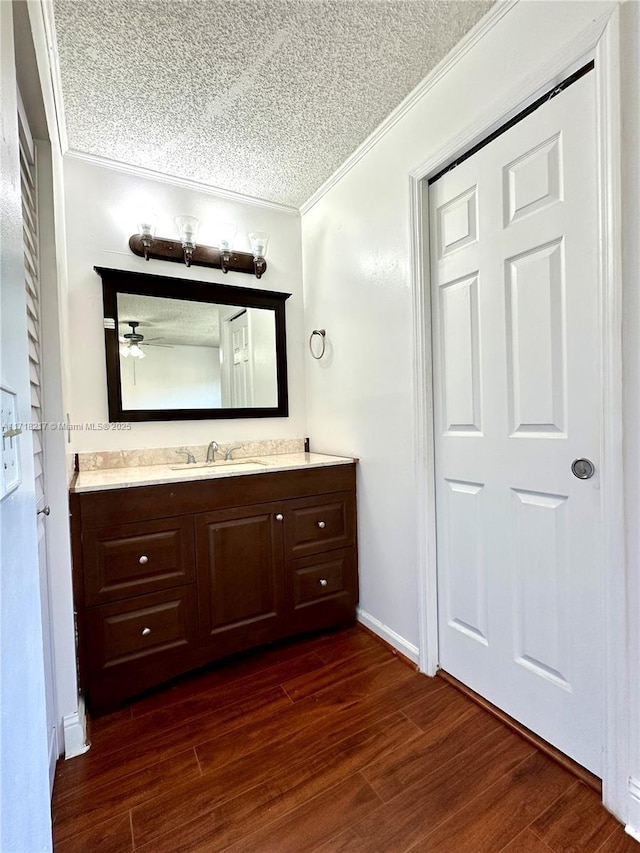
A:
[249,232,269,280]
[174,215,200,267]
[128,216,269,278]
[216,222,237,274]
[137,212,157,261]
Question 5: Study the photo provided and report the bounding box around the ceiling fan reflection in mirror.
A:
[119,321,174,358]
[119,321,145,359]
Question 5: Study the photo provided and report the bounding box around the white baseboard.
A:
[625,824,640,843]
[357,607,420,665]
[63,697,90,759]
[47,726,58,795]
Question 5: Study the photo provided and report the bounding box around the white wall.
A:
[63,156,304,452]
[302,1,617,661]
[120,344,221,410]
[0,2,53,849]
[249,307,278,407]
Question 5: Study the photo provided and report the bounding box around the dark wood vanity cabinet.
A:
[70,464,358,714]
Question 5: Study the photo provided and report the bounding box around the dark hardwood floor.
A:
[52,626,633,852]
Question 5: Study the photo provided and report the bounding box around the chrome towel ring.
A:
[309,329,326,360]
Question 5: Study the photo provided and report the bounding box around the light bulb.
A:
[216,222,237,253]
[175,215,199,247]
[136,211,157,239]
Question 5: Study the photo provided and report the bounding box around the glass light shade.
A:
[128,343,146,359]
[137,212,157,238]
[216,223,237,253]
[248,231,270,258]
[175,215,200,247]
[120,343,130,358]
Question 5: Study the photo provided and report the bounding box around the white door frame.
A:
[409,10,627,823]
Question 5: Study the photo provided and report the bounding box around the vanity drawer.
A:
[83,517,195,605]
[283,492,355,559]
[287,548,358,633]
[291,550,350,606]
[86,586,198,711]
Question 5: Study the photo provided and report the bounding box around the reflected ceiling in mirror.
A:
[96,267,290,422]
[119,293,222,347]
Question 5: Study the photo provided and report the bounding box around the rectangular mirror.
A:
[96,267,291,422]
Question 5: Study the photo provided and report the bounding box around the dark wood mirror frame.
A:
[96,266,291,422]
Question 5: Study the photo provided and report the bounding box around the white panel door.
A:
[430,71,602,774]
[230,310,252,407]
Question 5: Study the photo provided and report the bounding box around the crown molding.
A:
[64,149,300,215]
[299,0,519,216]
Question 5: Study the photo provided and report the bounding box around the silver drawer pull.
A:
[141,627,151,636]
[319,578,328,587]
[317,521,326,529]
[139,555,149,564]
[275,513,284,522]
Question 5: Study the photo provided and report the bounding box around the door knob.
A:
[37,505,51,516]
[571,458,595,479]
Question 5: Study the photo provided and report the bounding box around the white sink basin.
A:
[169,459,266,471]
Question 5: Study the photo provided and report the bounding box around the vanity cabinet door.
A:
[195,503,285,655]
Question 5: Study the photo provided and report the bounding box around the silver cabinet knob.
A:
[319,578,328,587]
[317,521,326,529]
[37,505,51,516]
[139,555,149,564]
[275,513,284,522]
[141,627,151,636]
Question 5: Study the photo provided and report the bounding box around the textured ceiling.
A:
[53,0,494,208]
[118,293,227,347]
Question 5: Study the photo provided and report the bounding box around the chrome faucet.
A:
[224,445,241,461]
[206,440,219,463]
[176,449,196,464]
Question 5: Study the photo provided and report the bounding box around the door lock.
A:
[571,458,595,480]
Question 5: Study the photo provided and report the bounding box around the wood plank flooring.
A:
[52,626,631,852]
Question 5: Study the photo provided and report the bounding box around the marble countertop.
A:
[70,452,357,494]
